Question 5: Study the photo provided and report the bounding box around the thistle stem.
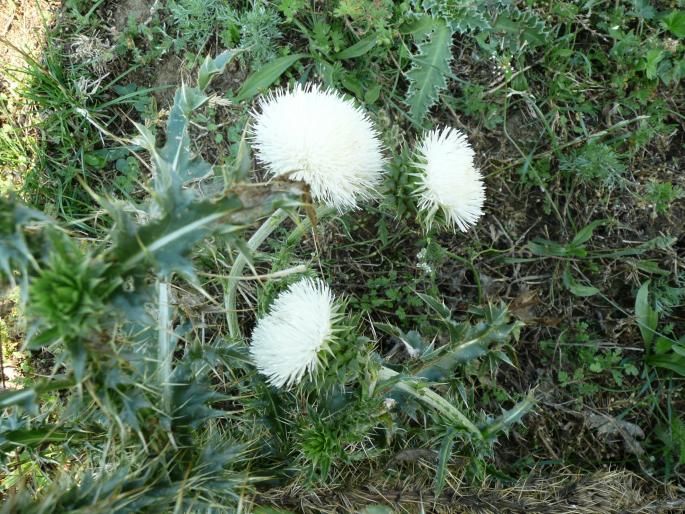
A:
[225,208,289,338]
[157,280,172,411]
[225,205,335,339]
[378,366,483,439]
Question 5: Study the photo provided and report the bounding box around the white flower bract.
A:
[413,127,485,232]
[249,278,338,388]
[251,83,385,211]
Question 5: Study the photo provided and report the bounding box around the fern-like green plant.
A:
[168,0,238,51]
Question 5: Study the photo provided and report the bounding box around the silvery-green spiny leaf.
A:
[481,391,535,441]
[492,9,549,48]
[404,17,454,126]
[424,0,490,33]
[375,323,430,358]
[167,359,230,432]
[198,49,242,91]
[132,84,212,213]
[125,80,302,279]
[107,183,301,279]
[415,300,521,380]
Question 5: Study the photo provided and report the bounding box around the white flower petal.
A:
[251,83,386,211]
[249,278,336,388]
[413,127,485,232]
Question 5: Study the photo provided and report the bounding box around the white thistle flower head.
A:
[249,278,341,388]
[413,127,485,232]
[251,83,386,211]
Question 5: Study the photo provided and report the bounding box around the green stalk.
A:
[225,208,290,338]
[157,280,172,411]
[378,366,483,440]
[225,205,335,338]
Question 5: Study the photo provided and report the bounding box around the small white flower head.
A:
[251,83,386,211]
[249,278,341,388]
[412,127,485,232]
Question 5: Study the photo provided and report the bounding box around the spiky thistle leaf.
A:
[481,391,536,441]
[404,17,454,126]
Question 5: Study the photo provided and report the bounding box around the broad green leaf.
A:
[365,83,381,104]
[527,238,586,258]
[662,11,685,38]
[405,19,454,125]
[655,337,673,354]
[646,355,685,376]
[672,344,685,358]
[334,35,377,60]
[600,235,676,259]
[635,281,658,345]
[234,53,309,102]
[562,267,600,297]
[633,260,670,275]
[571,219,607,246]
[0,426,85,451]
[644,48,665,80]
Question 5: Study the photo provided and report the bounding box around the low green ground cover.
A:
[1,1,684,512]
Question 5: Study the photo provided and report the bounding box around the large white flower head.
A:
[249,277,341,388]
[251,83,385,211]
[413,126,485,232]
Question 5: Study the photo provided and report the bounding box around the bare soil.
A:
[0,0,59,90]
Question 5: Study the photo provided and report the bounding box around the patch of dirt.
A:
[0,297,24,390]
[151,54,185,105]
[0,1,60,191]
[106,0,157,33]
[0,0,60,91]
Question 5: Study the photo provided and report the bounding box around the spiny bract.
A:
[251,83,385,211]
[249,277,339,388]
[413,126,485,232]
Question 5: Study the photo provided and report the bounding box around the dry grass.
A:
[256,468,683,513]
